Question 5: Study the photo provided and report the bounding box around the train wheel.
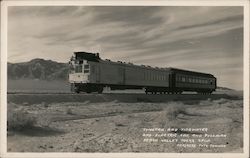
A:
[97,87,103,94]
[74,87,80,93]
[86,88,91,93]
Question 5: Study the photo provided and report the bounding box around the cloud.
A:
[88,6,166,25]
[7,6,244,90]
[176,14,243,30]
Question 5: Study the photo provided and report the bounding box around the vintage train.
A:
[69,52,216,94]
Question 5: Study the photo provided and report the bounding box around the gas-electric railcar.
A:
[69,52,216,94]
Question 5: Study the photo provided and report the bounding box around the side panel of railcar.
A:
[88,61,125,85]
[89,60,170,88]
[173,70,216,92]
[117,65,170,87]
[124,66,144,86]
[175,74,215,89]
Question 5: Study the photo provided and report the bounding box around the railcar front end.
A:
[69,52,103,93]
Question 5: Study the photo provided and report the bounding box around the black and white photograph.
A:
[1,0,249,157]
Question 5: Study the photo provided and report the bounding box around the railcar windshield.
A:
[69,54,91,74]
[75,65,82,73]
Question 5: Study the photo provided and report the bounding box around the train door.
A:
[169,72,176,90]
[118,67,125,85]
[96,65,100,83]
[122,68,125,84]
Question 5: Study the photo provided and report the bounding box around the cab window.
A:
[75,65,82,73]
[84,65,90,69]
[84,64,90,73]
[84,70,89,73]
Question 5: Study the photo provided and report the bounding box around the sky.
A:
[8,6,243,90]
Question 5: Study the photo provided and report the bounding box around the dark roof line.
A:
[73,52,214,77]
[169,67,214,77]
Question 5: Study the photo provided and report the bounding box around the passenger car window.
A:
[182,77,185,82]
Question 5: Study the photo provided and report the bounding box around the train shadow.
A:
[9,126,65,137]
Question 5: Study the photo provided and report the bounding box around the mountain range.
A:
[8,59,69,80]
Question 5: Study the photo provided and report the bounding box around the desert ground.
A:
[7,84,243,153]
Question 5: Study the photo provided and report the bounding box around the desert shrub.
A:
[7,104,37,130]
[66,108,74,115]
[166,105,187,121]
[41,102,49,108]
[181,100,200,105]
[115,123,126,127]
[213,98,228,105]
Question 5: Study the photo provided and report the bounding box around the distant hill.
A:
[217,86,234,91]
[8,59,69,80]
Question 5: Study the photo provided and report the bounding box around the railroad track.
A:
[7,92,74,95]
[7,92,242,105]
[7,91,232,95]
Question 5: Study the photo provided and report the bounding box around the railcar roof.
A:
[99,60,214,77]
[99,59,170,70]
[73,52,215,78]
[74,51,100,62]
[169,67,215,78]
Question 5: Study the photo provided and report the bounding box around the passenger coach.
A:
[69,52,216,94]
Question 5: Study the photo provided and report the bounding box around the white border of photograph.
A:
[1,0,249,158]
